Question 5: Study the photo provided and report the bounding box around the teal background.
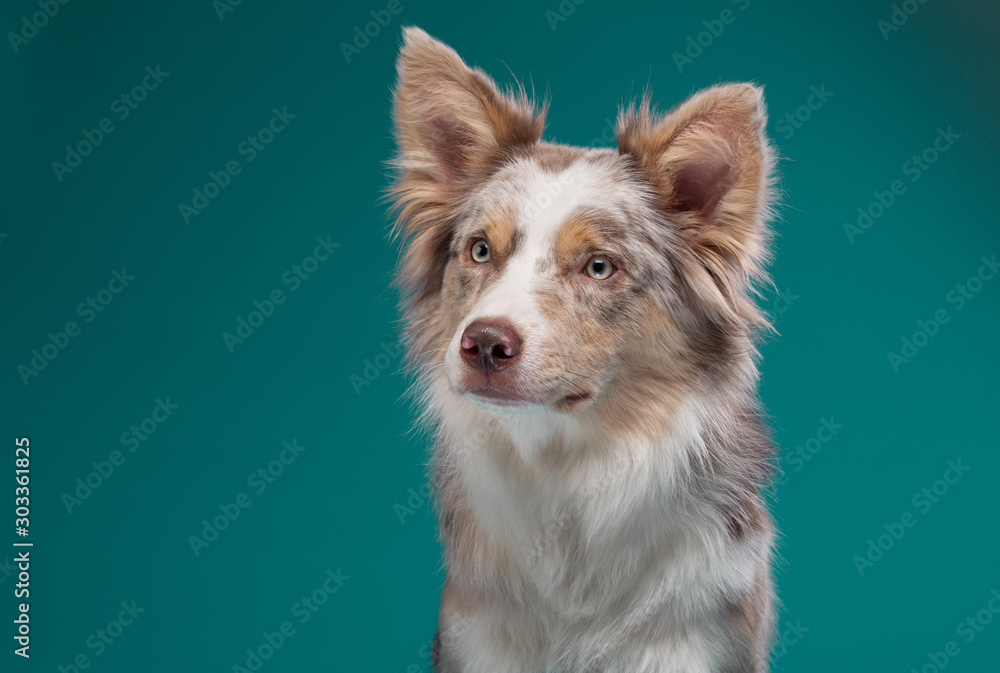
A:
[1,0,998,671]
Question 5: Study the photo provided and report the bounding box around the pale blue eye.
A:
[586,257,613,279]
[472,240,490,263]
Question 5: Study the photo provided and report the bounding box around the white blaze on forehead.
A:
[466,159,617,333]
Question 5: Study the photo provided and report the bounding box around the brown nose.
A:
[460,320,522,374]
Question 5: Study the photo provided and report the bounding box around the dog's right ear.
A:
[391,27,545,194]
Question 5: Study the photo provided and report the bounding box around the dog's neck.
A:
[433,385,718,516]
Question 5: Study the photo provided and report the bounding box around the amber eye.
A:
[471,239,490,263]
[585,256,614,280]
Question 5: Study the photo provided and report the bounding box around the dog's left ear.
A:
[617,84,773,282]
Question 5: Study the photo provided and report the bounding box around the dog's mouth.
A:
[465,384,594,411]
[553,391,593,411]
[468,385,528,406]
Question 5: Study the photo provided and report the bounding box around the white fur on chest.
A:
[435,394,767,672]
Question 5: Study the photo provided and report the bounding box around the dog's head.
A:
[390,28,775,425]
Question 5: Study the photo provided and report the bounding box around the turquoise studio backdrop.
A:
[1,0,998,671]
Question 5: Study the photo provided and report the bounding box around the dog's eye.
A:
[471,239,490,263]
[585,256,614,280]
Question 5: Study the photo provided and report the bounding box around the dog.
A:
[388,26,779,673]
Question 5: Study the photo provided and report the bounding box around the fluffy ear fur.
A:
[389,27,545,363]
[616,84,774,291]
[392,27,545,190]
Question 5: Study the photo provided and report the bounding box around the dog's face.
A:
[438,155,674,413]
[391,28,773,420]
